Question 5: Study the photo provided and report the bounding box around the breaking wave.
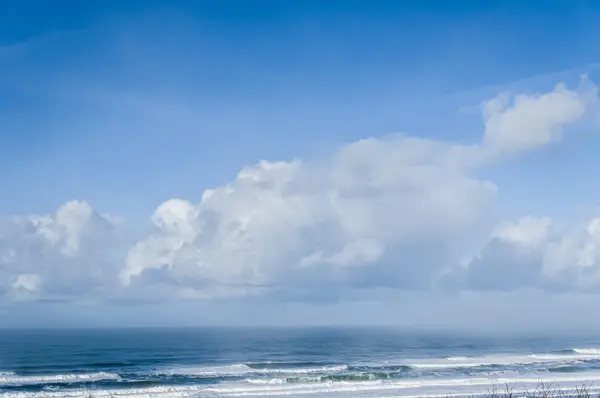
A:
[4,372,600,398]
[3,340,600,397]
[0,372,120,386]
[573,348,600,355]
[160,363,349,377]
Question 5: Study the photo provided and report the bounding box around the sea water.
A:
[1,328,600,397]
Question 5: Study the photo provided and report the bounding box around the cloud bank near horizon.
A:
[2,77,600,304]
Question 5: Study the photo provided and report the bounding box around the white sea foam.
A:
[203,371,600,396]
[164,364,252,376]
[3,350,600,397]
[0,372,120,386]
[409,350,600,369]
[254,365,348,374]
[245,378,288,385]
[3,371,600,398]
[243,373,383,385]
[573,348,600,355]
[167,350,594,379]
[162,364,347,377]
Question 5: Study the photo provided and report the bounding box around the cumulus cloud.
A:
[479,75,598,160]
[493,216,553,250]
[2,78,599,303]
[121,136,497,299]
[0,201,123,302]
[118,78,599,300]
[459,215,600,293]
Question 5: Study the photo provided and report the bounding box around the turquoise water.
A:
[1,328,600,397]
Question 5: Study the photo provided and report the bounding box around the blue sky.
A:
[3,1,600,327]
[3,0,600,220]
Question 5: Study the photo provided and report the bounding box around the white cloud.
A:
[541,217,600,288]
[0,201,123,302]
[122,135,497,299]
[480,75,597,159]
[119,78,600,300]
[10,273,42,301]
[2,78,600,304]
[461,215,600,292]
[492,216,553,250]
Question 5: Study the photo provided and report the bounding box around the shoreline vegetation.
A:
[465,382,597,398]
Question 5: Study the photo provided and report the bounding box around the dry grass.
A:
[462,381,598,398]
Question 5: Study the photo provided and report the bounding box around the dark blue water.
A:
[1,328,600,397]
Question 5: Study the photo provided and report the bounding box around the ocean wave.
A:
[0,384,208,398]
[245,372,396,384]
[445,356,470,361]
[151,352,600,380]
[545,348,600,356]
[4,371,600,397]
[410,350,600,369]
[4,349,600,396]
[548,365,582,373]
[573,348,600,355]
[205,371,600,396]
[167,364,251,376]
[159,363,349,377]
[245,362,323,369]
[0,372,120,386]
[348,364,412,372]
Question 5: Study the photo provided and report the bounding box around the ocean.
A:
[1,328,600,397]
